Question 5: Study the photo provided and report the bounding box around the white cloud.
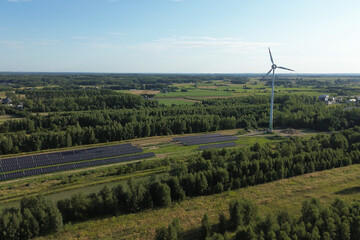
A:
[72,36,107,41]
[0,40,23,49]
[32,39,58,46]
[0,38,59,49]
[6,0,32,2]
[109,32,127,36]
[72,36,89,40]
[131,36,280,54]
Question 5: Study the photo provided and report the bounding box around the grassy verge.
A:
[35,164,360,240]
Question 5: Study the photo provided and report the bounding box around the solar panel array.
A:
[198,142,237,150]
[0,143,156,181]
[0,143,141,173]
[174,133,238,146]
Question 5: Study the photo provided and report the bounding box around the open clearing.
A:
[35,164,360,240]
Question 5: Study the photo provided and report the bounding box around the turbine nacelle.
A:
[264,48,294,77]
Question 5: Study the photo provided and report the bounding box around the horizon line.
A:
[1,71,360,75]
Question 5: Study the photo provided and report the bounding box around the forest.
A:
[0,93,359,154]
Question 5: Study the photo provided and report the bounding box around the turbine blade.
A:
[263,68,273,78]
[277,66,295,72]
[268,47,274,64]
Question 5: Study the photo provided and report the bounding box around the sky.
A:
[0,0,360,73]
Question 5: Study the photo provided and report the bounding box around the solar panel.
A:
[21,163,36,169]
[42,166,59,174]
[118,156,131,162]
[143,152,156,158]
[180,136,238,146]
[89,159,104,166]
[1,158,17,165]
[5,171,24,180]
[3,165,19,172]
[59,163,75,171]
[17,156,33,162]
[60,150,74,156]
[32,154,48,161]
[0,151,156,181]
[0,144,149,180]
[173,133,222,142]
[24,168,43,176]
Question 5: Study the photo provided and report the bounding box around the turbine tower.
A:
[264,48,294,132]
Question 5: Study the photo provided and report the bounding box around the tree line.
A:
[0,73,254,90]
[21,90,152,112]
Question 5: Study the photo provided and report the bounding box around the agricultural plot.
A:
[174,133,238,146]
[0,143,156,181]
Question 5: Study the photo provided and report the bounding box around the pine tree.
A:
[229,200,242,230]
[201,213,211,240]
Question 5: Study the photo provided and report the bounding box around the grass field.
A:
[34,164,360,240]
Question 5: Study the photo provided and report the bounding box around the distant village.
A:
[318,94,359,105]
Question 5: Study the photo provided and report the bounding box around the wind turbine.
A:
[264,48,294,132]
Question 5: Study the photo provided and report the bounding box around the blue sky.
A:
[0,0,359,73]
